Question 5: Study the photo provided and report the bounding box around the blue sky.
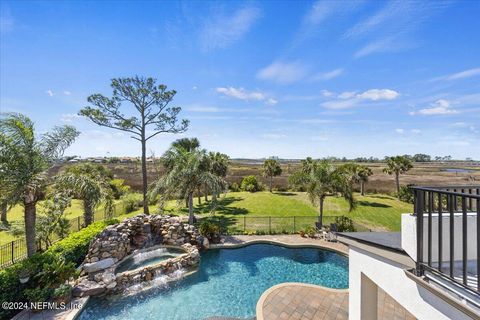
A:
[1,0,479,159]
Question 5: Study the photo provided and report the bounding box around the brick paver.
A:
[258,283,416,320]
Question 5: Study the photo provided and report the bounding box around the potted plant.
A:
[18,268,31,284]
[53,284,72,304]
[305,226,316,238]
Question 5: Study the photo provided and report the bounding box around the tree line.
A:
[0,76,415,257]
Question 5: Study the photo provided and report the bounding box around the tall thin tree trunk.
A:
[84,200,94,226]
[270,176,273,192]
[395,172,400,196]
[24,193,37,257]
[361,181,365,196]
[188,192,194,224]
[197,187,202,205]
[141,138,150,214]
[1,202,7,224]
[204,183,208,202]
[318,196,324,228]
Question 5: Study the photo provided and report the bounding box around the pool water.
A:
[115,247,184,274]
[79,244,348,320]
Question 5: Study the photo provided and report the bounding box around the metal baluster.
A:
[438,193,443,272]
[462,197,467,286]
[449,194,455,279]
[428,191,433,266]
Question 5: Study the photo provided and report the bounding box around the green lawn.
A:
[0,191,412,245]
[0,200,122,244]
[132,191,412,232]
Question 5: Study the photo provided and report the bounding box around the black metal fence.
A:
[412,185,480,294]
[0,202,127,269]
[1,208,369,269]
[201,215,370,235]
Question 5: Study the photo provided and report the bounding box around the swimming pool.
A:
[79,243,348,320]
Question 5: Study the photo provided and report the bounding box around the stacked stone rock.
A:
[73,214,202,297]
[84,214,200,263]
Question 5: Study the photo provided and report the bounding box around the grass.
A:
[131,191,412,232]
[0,200,121,245]
[0,191,412,246]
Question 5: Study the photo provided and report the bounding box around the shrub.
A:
[241,175,260,192]
[198,220,221,241]
[47,219,118,266]
[24,287,52,303]
[305,226,316,237]
[397,185,414,204]
[109,179,131,199]
[0,219,117,319]
[334,216,356,232]
[229,182,241,192]
[0,252,56,319]
[121,193,143,213]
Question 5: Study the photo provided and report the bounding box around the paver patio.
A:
[257,283,416,320]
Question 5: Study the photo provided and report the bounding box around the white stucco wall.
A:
[349,246,475,320]
[402,213,478,263]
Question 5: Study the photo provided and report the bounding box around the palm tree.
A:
[358,166,373,196]
[340,163,373,196]
[0,113,79,256]
[207,151,230,201]
[383,156,413,196]
[54,163,113,226]
[263,159,282,192]
[290,160,355,227]
[151,139,226,224]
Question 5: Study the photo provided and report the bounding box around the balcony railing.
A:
[412,185,480,295]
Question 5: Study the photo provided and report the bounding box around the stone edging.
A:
[255,282,349,320]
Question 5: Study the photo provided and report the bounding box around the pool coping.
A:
[255,282,349,320]
[210,237,349,256]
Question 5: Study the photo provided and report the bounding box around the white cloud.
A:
[431,68,480,81]
[199,6,261,51]
[296,0,363,44]
[192,86,198,90]
[395,128,404,134]
[215,87,277,105]
[357,89,399,101]
[60,113,81,123]
[321,99,359,110]
[321,88,399,109]
[63,90,71,95]
[410,99,459,115]
[411,129,421,134]
[256,61,308,84]
[353,38,401,58]
[266,98,278,106]
[348,2,448,58]
[321,90,334,97]
[312,68,344,81]
[338,91,357,99]
[46,90,54,97]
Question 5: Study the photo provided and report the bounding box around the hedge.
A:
[0,219,118,319]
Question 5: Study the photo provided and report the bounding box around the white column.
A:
[360,273,378,320]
